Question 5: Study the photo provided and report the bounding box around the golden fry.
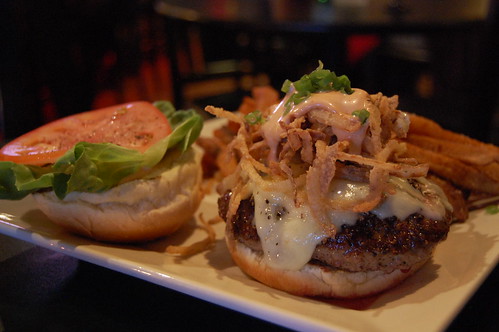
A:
[405,143,499,195]
[408,113,499,155]
[475,162,499,183]
[406,134,499,165]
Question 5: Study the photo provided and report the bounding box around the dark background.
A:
[1,0,498,143]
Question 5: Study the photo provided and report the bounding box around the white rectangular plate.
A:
[0,119,497,332]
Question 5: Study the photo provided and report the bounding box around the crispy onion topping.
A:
[205,88,430,235]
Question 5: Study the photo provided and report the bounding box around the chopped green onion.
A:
[352,109,370,124]
[485,204,499,215]
[244,110,264,125]
[281,61,353,114]
[281,79,292,93]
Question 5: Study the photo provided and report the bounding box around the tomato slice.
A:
[0,101,172,165]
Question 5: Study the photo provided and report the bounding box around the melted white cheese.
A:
[372,177,452,220]
[253,186,326,270]
[329,179,370,202]
[328,179,369,227]
[252,177,450,271]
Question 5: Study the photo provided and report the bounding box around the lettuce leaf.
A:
[0,102,203,200]
[0,162,53,199]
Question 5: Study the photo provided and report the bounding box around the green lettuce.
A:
[0,101,203,200]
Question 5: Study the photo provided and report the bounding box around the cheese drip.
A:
[252,177,450,271]
[328,179,370,227]
[253,184,326,271]
[372,177,453,220]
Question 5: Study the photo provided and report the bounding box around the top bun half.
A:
[33,147,203,242]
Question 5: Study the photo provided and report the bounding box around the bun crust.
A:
[33,148,203,242]
[225,228,428,299]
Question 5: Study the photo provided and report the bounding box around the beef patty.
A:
[219,191,451,273]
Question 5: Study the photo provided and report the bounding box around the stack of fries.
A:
[404,113,499,220]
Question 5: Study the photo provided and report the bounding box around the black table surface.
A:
[0,243,288,332]
[0,238,498,332]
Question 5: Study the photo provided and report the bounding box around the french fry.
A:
[405,143,499,195]
[405,134,499,165]
[475,162,499,183]
[408,113,499,156]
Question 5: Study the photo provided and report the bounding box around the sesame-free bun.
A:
[33,147,203,243]
[225,228,428,299]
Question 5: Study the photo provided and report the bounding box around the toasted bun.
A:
[225,228,428,299]
[33,147,203,243]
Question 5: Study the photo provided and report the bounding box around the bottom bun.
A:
[33,147,203,243]
[225,229,429,299]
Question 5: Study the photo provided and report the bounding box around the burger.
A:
[206,62,453,299]
[0,101,204,243]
